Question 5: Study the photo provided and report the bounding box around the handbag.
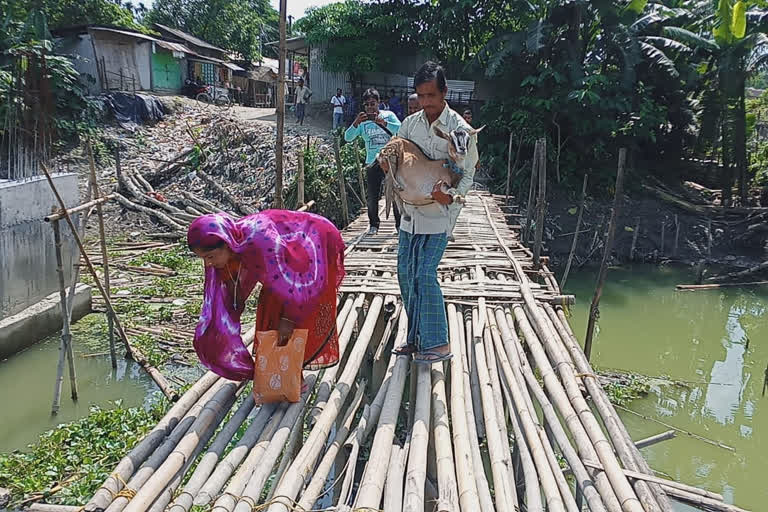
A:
[253,329,308,404]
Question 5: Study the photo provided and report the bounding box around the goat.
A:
[377,126,484,219]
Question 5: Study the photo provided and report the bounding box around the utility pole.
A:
[274,0,287,209]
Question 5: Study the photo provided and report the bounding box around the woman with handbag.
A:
[186,210,345,392]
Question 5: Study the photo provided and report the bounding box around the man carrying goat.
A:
[382,61,479,364]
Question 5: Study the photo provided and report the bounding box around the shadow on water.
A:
[564,264,768,511]
[0,314,157,452]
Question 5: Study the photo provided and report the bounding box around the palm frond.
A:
[631,13,665,33]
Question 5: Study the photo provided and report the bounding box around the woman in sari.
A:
[187,210,345,382]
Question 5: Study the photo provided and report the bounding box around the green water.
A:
[0,315,156,452]
[565,265,767,511]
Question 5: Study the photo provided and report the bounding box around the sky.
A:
[141,0,336,22]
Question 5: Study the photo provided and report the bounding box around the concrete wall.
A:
[0,174,80,321]
[56,34,101,95]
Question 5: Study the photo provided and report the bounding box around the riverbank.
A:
[542,184,767,274]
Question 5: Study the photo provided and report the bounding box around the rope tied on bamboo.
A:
[102,472,137,501]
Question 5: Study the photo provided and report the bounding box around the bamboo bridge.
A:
[75,193,745,512]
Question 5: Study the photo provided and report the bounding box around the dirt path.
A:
[228,105,332,138]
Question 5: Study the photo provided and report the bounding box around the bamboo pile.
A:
[69,193,749,512]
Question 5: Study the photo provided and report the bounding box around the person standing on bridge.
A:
[407,93,421,116]
[384,61,478,364]
[344,88,402,235]
[186,211,345,383]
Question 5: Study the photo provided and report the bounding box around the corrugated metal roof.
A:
[223,62,245,72]
[153,23,225,53]
[89,26,158,42]
[154,40,193,54]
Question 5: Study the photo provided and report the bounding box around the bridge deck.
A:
[80,193,737,512]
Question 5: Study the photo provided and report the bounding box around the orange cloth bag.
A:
[253,329,308,404]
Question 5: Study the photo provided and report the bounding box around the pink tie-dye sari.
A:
[187,210,345,380]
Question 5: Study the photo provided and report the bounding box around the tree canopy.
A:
[144,0,278,62]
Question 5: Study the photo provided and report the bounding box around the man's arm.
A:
[384,111,401,134]
[344,122,362,142]
[398,116,413,140]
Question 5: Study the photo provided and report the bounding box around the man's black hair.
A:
[362,88,380,102]
[414,61,447,92]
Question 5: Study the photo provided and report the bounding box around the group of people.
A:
[188,61,480,394]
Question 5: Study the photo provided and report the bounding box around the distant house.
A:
[152,24,243,88]
[54,24,244,95]
[232,57,279,107]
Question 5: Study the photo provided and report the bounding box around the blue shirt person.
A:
[344,93,401,164]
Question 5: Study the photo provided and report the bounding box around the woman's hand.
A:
[278,317,295,345]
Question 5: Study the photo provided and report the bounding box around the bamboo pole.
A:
[402,363,431,512]
[295,385,365,510]
[523,141,540,243]
[384,442,406,512]
[354,314,410,510]
[192,402,279,506]
[166,395,259,512]
[455,306,494,510]
[561,173,587,289]
[40,164,177,400]
[472,304,516,511]
[231,376,319,512]
[44,194,115,222]
[207,404,289,512]
[505,131,514,204]
[274,0,286,209]
[445,303,481,511]
[430,361,459,512]
[83,368,223,512]
[584,148,626,361]
[334,137,350,226]
[533,138,547,266]
[339,404,371,507]
[634,430,676,449]
[630,217,640,261]
[121,380,244,512]
[87,141,116,368]
[488,310,543,512]
[487,307,565,512]
[51,220,78,414]
[266,292,388,512]
[297,151,305,206]
[545,305,672,512]
[463,307,485,440]
[673,214,680,256]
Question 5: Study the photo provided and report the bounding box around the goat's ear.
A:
[434,127,450,141]
[468,125,486,136]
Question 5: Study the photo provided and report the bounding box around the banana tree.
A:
[673,0,768,204]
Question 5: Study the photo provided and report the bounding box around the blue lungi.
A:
[397,230,449,351]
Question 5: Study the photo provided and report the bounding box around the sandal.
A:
[391,344,417,356]
[413,350,454,365]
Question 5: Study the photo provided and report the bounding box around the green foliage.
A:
[285,140,363,227]
[0,0,148,32]
[144,0,278,62]
[0,398,168,507]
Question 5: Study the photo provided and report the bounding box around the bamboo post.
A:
[51,220,78,414]
[584,148,626,361]
[660,215,666,256]
[274,0,287,209]
[630,218,640,261]
[673,214,680,257]
[88,141,116,368]
[402,363,431,512]
[297,152,305,206]
[505,131,514,204]
[334,137,350,226]
[707,219,713,258]
[40,163,177,401]
[561,173,587,289]
[523,141,540,243]
[115,145,123,192]
[533,138,547,267]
